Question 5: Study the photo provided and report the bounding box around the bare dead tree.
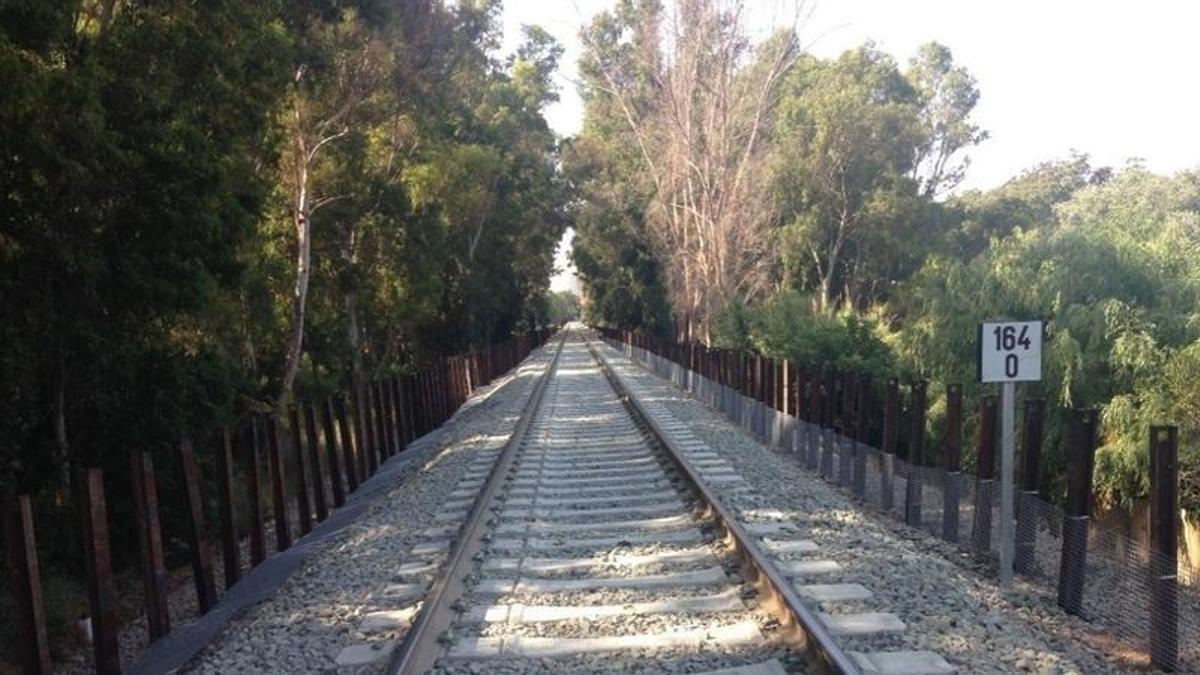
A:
[583,0,801,342]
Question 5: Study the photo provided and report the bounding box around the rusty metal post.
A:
[363,384,379,476]
[80,467,121,674]
[304,403,329,522]
[264,417,292,551]
[1057,408,1097,615]
[390,376,406,452]
[880,378,899,510]
[381,378,396,458]
[217,427,241,588]
[1149,425,1179,671]
[820,367,837,478]
[942,385,963,543]
[287,404,313,536]
[373,381,389,465]
[403,374,418,444]
[335,396,360,493]
[905,380,928,527]
[416,371,429,436]
[777,357,787,415]
[130,450,170,638]
[246,419,266,566]
[350,387,369,481]
[411,370,423,437]
[776,359,785,412]
[5,495,52,674]
[809,368,825,470]
[320,399,345,508]
[765,357,775,409]
[1015,398,1045,575]
[838,371,856,487]
[854,373,871,496]
[972,396,999,556]
[432,364,444,425]
[179,439,218,612]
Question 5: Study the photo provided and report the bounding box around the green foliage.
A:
[889,167,1200,507]
[544,290,581,325]
[571,20,1198,520]
[714,291,896,380]
[0,1,569,659]
[771,43,981,310]
[566,0,673,336]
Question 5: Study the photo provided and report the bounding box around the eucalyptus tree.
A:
[772,46,924,311]
[907,42,988,199]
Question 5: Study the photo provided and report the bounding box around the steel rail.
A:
[589,340,861,675]
[386,330,568,675]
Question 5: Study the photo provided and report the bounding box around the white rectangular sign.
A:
[978,320,1043,383]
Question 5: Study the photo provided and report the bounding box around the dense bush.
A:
[714,291,897,381]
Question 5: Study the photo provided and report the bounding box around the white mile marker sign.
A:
[978,320,1043,588]
[979,320,1043,383]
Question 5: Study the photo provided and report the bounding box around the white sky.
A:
[502,0,1200,294]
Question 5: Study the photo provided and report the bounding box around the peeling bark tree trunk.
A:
[276,126,312,411]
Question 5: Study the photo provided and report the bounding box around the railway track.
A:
[386,329,954,674]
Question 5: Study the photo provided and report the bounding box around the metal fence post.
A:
[217,427,241,588]
[390,376,406,452]
[821,367,837,478]
[854,373,871,497]
[1015,398,1044,576]
[1057,408,1097,615]
[402,374,417,445]
[377,380,392,462]
[382,378,398,458]
[321,399,346,507]
[351,387,370,480]
[246,418,267,566]
[905,380,927,527]
[972,396,999,556]
[79,467,121,674]
[364,383,380,475]
[881,378,899,510]
[287,404,313,536]
[838,371,856,487]
[179,439,218,612]
[335,396,360,493]
[795,366,808,457]
[754,354,765,438]
[130,450,170,639]
[942,385,963,543]
[304,403,329,522]
[265,417,292,552]
[781,359,790,416]
[5,494,52,674]
[1149,425,1179,671]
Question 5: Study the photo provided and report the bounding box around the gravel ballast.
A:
[437,335,805,674]
[597,337,1137,674]
[176,340,562,674]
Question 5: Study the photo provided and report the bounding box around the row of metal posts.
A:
[3,328,555,675]
[602,327,1180,672]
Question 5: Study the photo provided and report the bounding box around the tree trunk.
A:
[277,135,312,410]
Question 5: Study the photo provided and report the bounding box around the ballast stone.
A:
[333,640,396,667]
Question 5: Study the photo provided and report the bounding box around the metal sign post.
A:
[999,380,1015,587]
[978,319,1043,588]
